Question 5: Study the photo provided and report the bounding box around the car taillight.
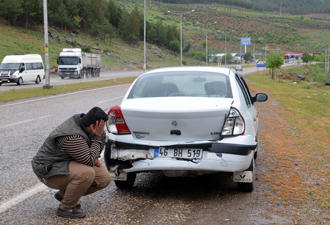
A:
[106,105,130,134]
[221,108,245,136]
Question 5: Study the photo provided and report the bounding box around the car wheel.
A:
[60,76,64,79]
[114,172,136,189]
[17,77,23,85]
[237,158,254,192]
[35,76,41,84]
[0,83,2,86]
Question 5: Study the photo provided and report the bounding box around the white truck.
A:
[0,54,44,85]
[57,48,101,79]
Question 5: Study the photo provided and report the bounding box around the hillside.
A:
[1,0,330,70]
[154,0,330,15]
[0,22,202,71]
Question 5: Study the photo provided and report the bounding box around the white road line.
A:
[0,115,52,128]
[0,155,105,213]
[0,183,46,214]
[0,83,130,108]
[97,96,123,104]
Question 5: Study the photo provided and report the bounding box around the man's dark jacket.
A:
[31,114,93,178]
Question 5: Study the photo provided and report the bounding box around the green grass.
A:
[247,69,330,216]
[282,64,330,83]
[0,77,137,103]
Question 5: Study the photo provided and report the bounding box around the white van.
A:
[0,54,44,85]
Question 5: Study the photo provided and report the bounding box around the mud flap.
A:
[233,171,253,183]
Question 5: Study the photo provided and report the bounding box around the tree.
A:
[314,54,325,62]
[200,40,210,48]
[226,53,233,63]
[183,42,191,53]
[265,52,284,79]
[244,51,252,62]
[100,20,116,44]
[169,40,180,54]
[0,0,24,25]
[107,0,122,28]
[302,53,314,64]
[118,8,141,44]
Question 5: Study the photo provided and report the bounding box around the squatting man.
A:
[31,106,111,218]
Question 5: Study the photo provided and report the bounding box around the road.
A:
[0,65,293,224]
[0,70,144,93]
[0,65,269,93]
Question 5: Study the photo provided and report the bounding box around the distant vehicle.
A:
[0,54,44,86]
[57,48,101,79]
[104,66,268,192]
[235,65,243,71]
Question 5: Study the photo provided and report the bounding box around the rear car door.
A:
[235,74,258,137]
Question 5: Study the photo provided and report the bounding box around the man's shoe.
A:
[54,192,81,209]
[57,208,86,218]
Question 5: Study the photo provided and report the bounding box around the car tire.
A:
[60,76,64,79]
[17,77,23,85]
[237,158,254,192]
[35,76,41,84]
[114,172,136,189]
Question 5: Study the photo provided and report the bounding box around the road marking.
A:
[0,115,52,128]
[0,84,130,108]
[0,155,105,213]
[0,183,46,214]
[97,96,123,104]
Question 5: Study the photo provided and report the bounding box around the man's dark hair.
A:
[81,107,108,126]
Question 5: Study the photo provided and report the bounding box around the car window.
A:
[128,71,233,98]
[235,74,252,107]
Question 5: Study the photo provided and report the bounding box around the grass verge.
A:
[0,77,137,103]
[247,70,330,223]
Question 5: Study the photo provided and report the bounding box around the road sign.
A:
[256,64,266,68]
[241,37,251,45]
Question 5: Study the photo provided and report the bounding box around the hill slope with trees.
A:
[155,0,330,15]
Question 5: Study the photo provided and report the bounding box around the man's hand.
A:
[91,120,105,136]
[95,159,102,167]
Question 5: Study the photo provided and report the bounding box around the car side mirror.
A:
[252,93,268,103]
[79,58,81,64]
[57,58,59,64]
[20,68,25,73]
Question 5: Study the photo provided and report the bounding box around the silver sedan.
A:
[105,66,268,192]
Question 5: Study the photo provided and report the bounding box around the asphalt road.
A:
[0,65,292,224]
[0,70,144,93]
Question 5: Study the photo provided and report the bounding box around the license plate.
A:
[233,171,253,183]
[110,169,127,181]
[1,79,7,82]
[154,147,202,159]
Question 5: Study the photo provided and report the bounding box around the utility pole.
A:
[327,46,330,72]
[43,0,52,89]
[168,10,195,66]
[144,0,146,72]
[206,27,208,66]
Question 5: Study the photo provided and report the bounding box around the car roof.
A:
[144,66,236,77]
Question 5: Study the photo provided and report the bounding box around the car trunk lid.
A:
[121,97,233,142]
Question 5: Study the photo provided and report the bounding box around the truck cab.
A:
[57,48,83,79]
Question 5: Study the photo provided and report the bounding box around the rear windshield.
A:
[128,71,233,98]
